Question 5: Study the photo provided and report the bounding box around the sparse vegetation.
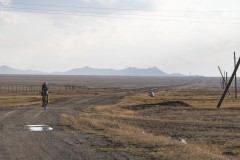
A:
[59,85,240,159]
[1,75,240,159]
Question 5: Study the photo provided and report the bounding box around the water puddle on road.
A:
[24,125,53,132]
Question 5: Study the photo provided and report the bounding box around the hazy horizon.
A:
[0,65,188,76]
[1,0,240,76]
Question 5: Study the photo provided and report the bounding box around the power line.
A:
[1,6,240,24]
[1,8,240,24]
[0,1,154,12]
[1,5,240,20]
[1,1,240,13]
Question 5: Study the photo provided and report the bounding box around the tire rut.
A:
[0,97,145,160]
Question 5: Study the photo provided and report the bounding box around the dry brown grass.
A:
[58,86,240,159]
[1,75,238,159]
[0,95,41,106]
[59,105,227,159]
[0,93,79,107]
[122,88,240,108]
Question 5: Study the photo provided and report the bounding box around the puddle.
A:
[24,125,53,132]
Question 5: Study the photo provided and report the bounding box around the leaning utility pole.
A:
[218,66,230,95]
[217,57,240,108]
[226,72,228,85]
[234,52,237,98]
[218,66,226,89]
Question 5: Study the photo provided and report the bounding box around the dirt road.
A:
[0,76,206,160]
[0,96,145,160]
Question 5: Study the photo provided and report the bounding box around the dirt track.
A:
[0,76,207,159]
[0,96,145,160]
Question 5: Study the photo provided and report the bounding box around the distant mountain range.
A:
[0,65,45,75]
[0,65,185,76]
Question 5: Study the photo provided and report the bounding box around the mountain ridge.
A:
[0,65,185,76]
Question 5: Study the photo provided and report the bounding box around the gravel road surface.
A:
[0,96,145,160]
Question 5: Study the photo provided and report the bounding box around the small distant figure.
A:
[41,82,49,109]
[149,91,155,97]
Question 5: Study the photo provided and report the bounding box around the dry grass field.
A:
[1,75,240,159]
[58,77,240,160]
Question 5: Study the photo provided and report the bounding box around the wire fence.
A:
[0,85,86,94]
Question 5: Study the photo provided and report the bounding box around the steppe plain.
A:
[0,75,240,160]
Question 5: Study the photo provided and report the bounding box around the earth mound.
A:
[159,100,191,107]
[125,100,191,110]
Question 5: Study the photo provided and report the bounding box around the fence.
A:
[0,84,87,94]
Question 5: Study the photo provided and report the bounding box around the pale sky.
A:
[1,0,240,76]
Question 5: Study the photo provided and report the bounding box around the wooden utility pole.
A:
[234,52,237,98]
[217,57,240,108]
[226,72,228,85]
[218,66,226,89]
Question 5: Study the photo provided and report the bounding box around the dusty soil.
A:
[124,100,192,110]
[0,94,144,160]
[1,75,239,160]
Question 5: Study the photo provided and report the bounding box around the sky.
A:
[1,0,240,76]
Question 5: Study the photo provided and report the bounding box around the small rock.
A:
[180,138,187,144]
[149,92,155,97]
[172,137,187,144]
[140,131,145,135]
